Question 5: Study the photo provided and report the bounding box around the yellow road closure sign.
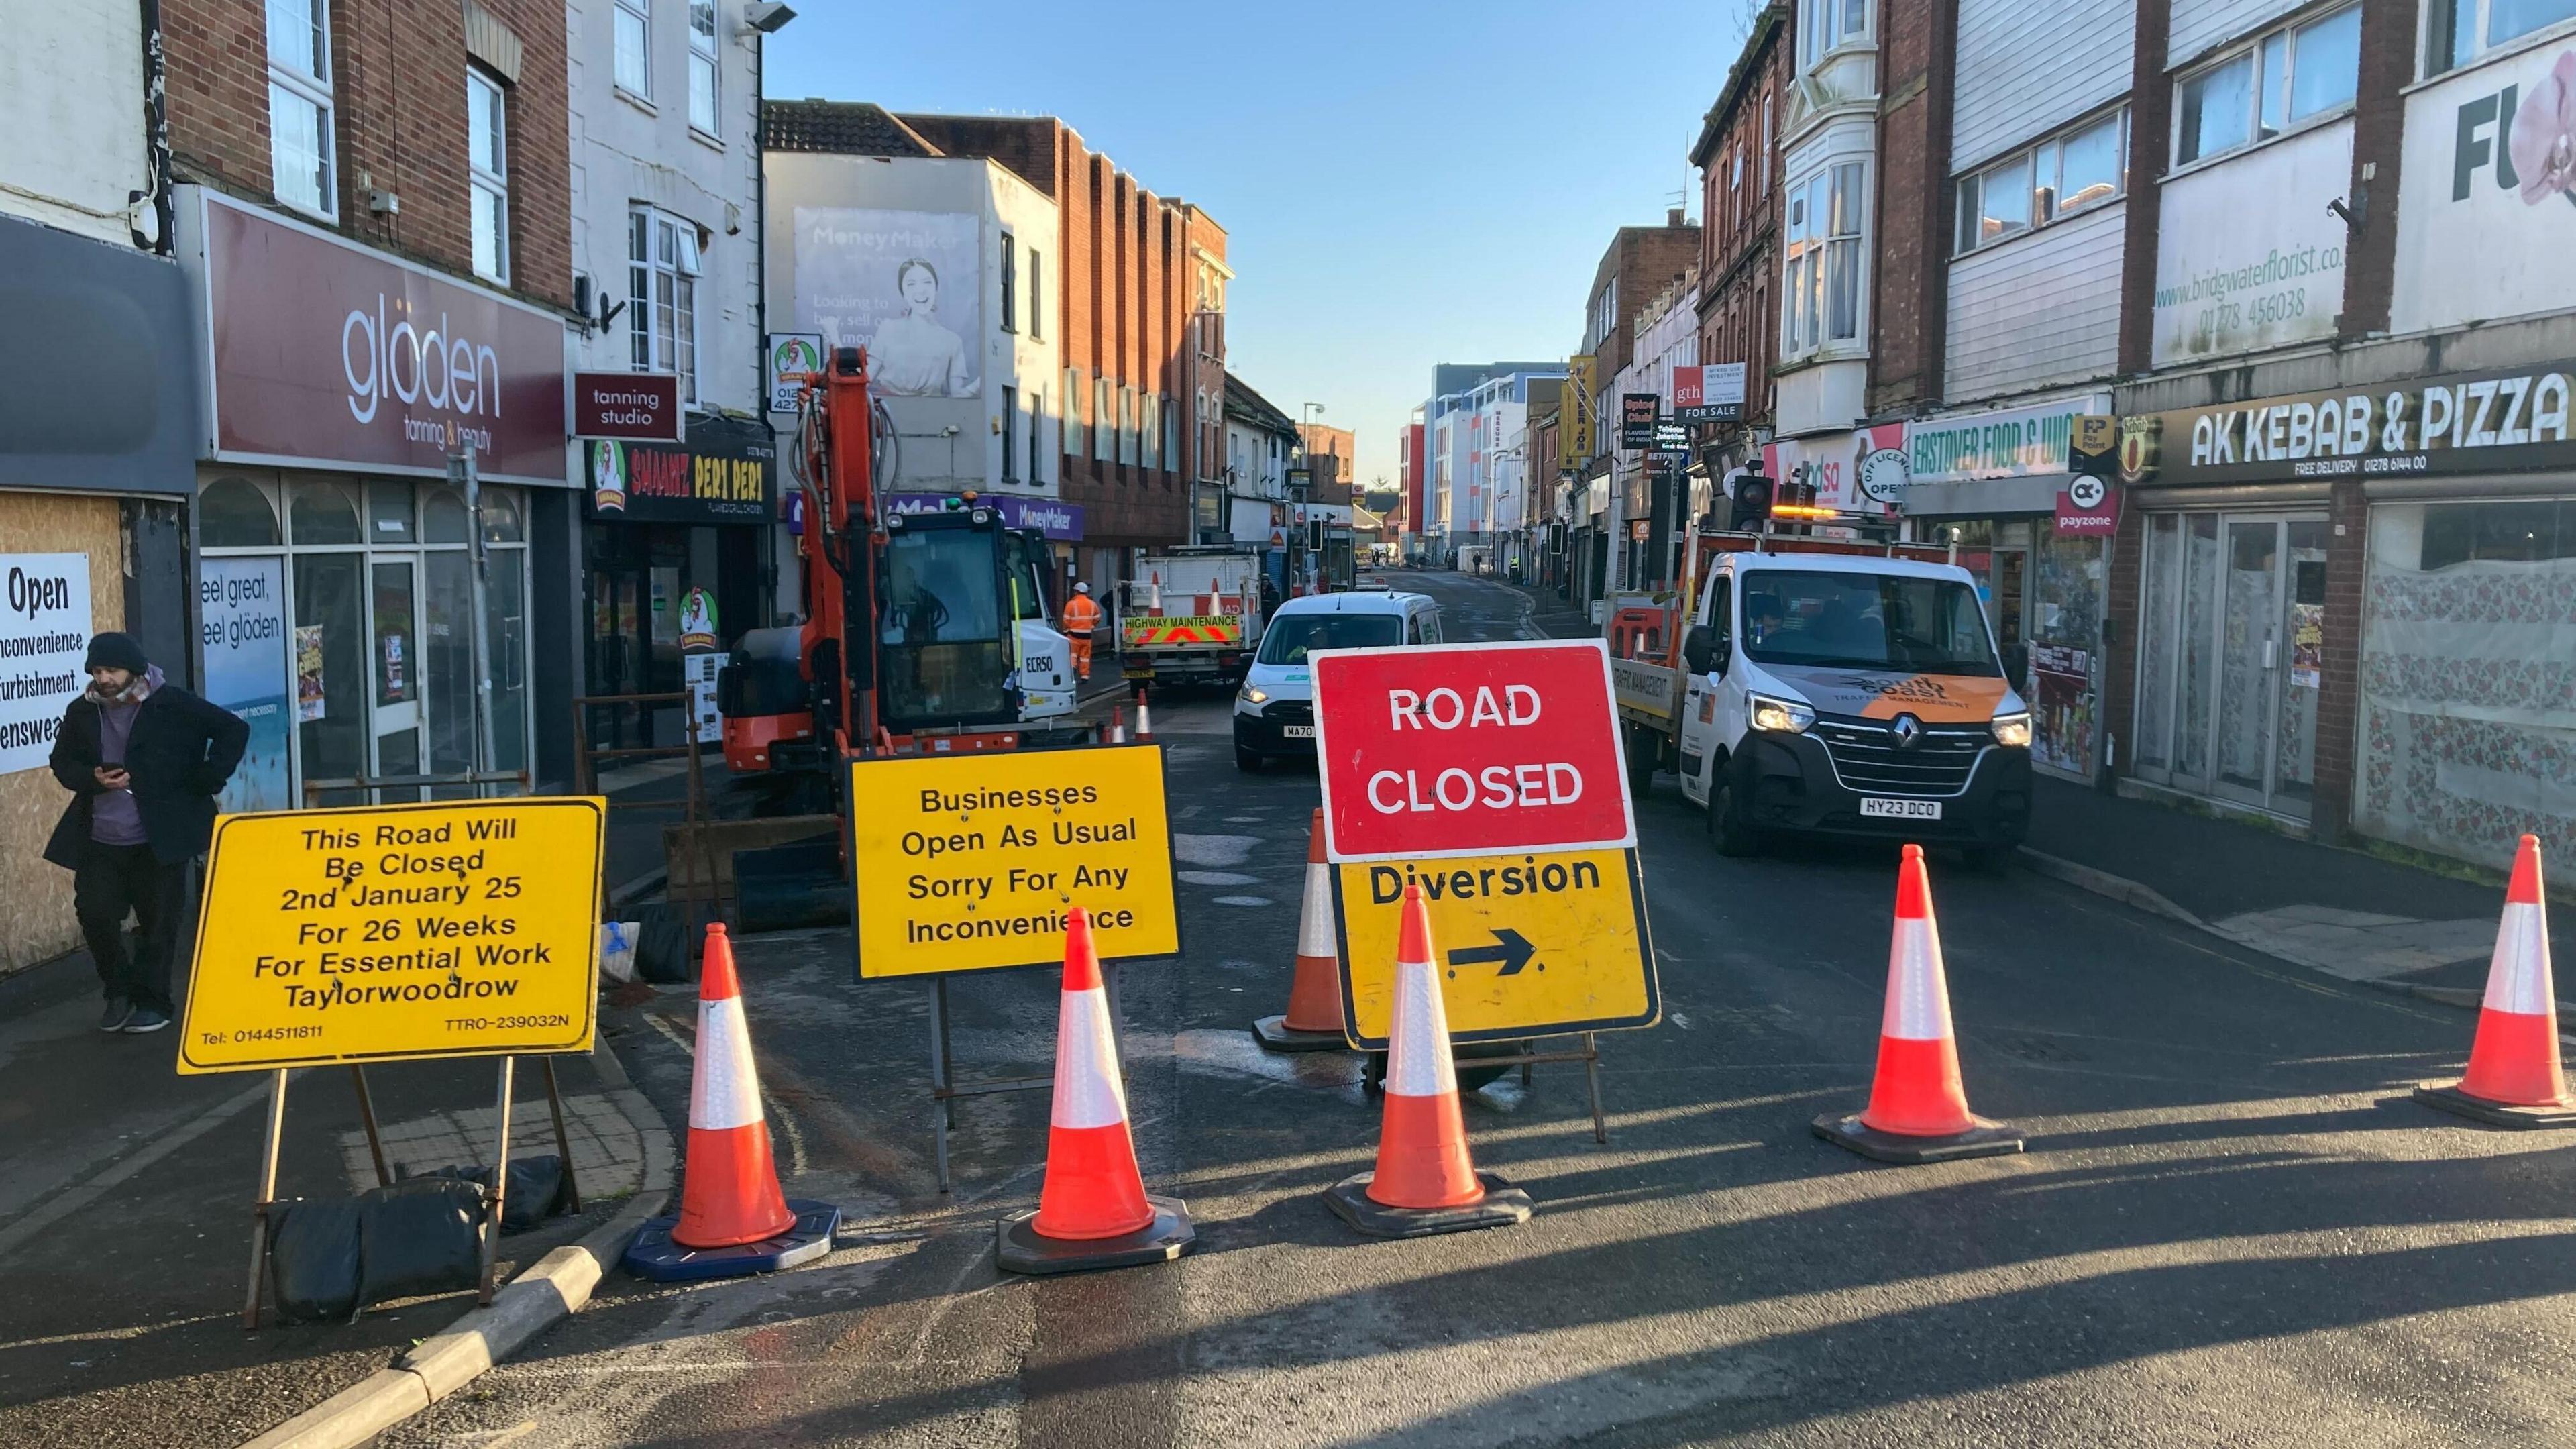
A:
[1332,847,1658,1047]
[850,744,1181,978]
[178,798,605,1074]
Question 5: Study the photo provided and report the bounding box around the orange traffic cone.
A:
[1107,705,1126,744]
[997,909,1196,1273]
[623,924,839,1281]
[2417,836,2576,1126]
[1813,845,2024,1164]
[1132,692,1155,743]
[1324,885,1532,1236]
[1252,809,1349,1052]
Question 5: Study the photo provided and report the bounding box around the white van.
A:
[1232,589,1442,771]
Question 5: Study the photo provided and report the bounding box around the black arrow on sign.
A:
[1448,929,1536,977]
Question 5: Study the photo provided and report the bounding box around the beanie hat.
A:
[84,632,149,675]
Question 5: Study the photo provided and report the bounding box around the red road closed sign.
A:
[1312,639,1635,863]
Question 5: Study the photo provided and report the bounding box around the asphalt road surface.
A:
[392,569,2576,1448]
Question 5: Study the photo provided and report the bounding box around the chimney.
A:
[1668,207,1686,227]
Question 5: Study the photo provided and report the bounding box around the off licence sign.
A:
[849,745,1181,977]
[178,798,604,1073]
[1333,847,1658,1046]
[1312,639,1635,863]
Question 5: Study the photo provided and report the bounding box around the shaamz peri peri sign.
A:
[849,744,1181,978]
[177,798,605,1073]
[1312,638,1635,863]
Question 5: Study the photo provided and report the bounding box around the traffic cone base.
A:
[998,1194,1196,1275]
[622,1199,843,1283]
[2411,1081,2576,1129]
[1253,809,1350,1053]
[1325,1171,1533,1239]
[1811,1110,2024,1165]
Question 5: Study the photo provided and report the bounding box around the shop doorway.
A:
[2132,511,2330,819]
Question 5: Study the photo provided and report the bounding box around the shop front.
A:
[0,215,199,975]
[1898,396,2114,782]
[2128,363,2576,868]
[176,187,575,806]
[585,415,780,747]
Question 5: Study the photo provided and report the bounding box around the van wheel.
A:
[1624,724,1658,798]
[1707,770,1762,857]
[1234,745,1263,773]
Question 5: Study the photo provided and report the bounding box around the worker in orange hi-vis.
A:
[1062,582,1103,682]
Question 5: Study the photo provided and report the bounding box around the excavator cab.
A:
[876,508,1021,731]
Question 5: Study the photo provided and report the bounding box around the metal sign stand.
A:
[922,965,1121,1195]
[239,1055,585,1329]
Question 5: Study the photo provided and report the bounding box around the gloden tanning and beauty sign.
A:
[1312,639,1636,864]
[178,798,605,1073]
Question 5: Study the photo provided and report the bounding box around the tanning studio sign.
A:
[2149,360,2576,487]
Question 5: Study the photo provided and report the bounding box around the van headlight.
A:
[1748,694,1814,734]
[1239,684,1270,706]
[1991,711,2032,748]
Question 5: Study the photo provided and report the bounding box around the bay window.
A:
[1783,163,1865,353]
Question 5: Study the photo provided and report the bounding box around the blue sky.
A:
[763,1,1756,487]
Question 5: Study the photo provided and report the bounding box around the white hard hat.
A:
[1075,582,1091,594]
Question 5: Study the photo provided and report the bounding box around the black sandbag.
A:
[356,1179,482,1306]
[633,902,693,984]
[266,1197,363,1324]
[405,1154,569,1233]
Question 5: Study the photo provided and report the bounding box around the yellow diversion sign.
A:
[178,798,605,1074]
[850,745,1181,978]
[1332,847,1658,1047]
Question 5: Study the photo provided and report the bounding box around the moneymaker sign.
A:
[849,745,1180,978]
[2146,360,2576,486]
[177,798,605,1073]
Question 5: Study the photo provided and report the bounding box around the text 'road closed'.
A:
[850,745,1181,978]
[178,798,605,1073]
[1316,639,1635,863]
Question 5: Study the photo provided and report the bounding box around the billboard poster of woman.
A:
[792,208,981,398]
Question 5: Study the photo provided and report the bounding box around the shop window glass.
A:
[288,478,363,545]
[478,486,525,543]
[367,480,415,543]
[425,551,478,797]
[200,475,281,547]
[486,561,529,782]
[2356,500,2575,869]
[423,484,471,544]
[295,553,368,802]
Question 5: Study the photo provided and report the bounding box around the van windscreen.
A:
[1256,612,1402,664]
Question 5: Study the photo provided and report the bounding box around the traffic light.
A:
[1728,468,1773,530]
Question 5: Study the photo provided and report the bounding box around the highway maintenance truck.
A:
[1607,525,2033,865]
[1116,545,1268,690]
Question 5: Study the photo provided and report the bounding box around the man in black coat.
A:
[46,632,249,1035]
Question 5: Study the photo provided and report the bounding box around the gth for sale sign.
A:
[1312,639,1635,863]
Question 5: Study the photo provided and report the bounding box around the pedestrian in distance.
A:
[1063,581,1103,682]
[45,632,249,1036]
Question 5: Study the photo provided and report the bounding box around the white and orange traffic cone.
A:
[2417,836,2576,1126]
[1252,809,1349,1052]
[1813,845,2024,1164]
[1132,691,1155,743]
[1107,705,1127,744]
[1324,884,1532,1236]
[623,924,839,1281]
[997,908,1196,1273]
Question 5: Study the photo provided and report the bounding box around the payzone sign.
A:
[1313,639,1634,863]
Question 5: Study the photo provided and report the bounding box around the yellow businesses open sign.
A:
[178,798,605,1074]
[851,745,1181,978]
[1332,847,1658,1047]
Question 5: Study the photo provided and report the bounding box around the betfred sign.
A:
[1312,639,1635,863]
[572,372,682,441]
[183,188,569,484]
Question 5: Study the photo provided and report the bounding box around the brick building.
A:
[164,0,587,808]
[1299,423,1357,506]
[1688,3,1791,492]
[1575,216,1701,596]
